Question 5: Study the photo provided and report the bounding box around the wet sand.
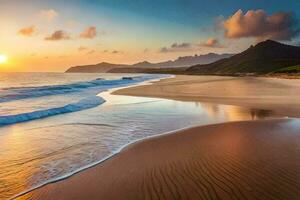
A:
[114,75,300,117]
[17,119,300,200]
[16,75,300,200]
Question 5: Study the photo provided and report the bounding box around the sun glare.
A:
[0,54,8,64]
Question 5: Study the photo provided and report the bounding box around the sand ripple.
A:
[16,119,300,200]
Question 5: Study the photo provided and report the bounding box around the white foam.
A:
[9,74,172,200]
[0,75,166,103]
[0,74,168,127]
[0,96,105,126]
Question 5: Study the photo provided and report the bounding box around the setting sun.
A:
[0,54,7,64]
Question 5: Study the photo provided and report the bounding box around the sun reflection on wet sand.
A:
[0,91,281,199]
[0,125,36,199]
[195,102,275,121]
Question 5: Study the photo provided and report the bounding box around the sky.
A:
[1,0,300,72]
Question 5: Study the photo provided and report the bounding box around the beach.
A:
[15,75,300,200]
[17,119,300,200]
[114,75,300,117]
[4,0,300,199]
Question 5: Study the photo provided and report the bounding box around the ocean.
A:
[0,72,275,199]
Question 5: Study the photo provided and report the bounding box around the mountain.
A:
[168,53,234,67]
[66,62,129,73]
[131,53,234,68]
[107,67,188,74]
[187,40,300,75]
[65,53,233,73]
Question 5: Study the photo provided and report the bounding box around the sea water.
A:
[0,72,276,199]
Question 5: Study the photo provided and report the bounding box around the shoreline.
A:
[16,118,300,200]
[10,74,172,200]
[113,75,300,118]
[14,75,300,200]
[10,116,220,200]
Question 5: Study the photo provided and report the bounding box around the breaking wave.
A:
[0,77,142,103]
[0,75,167,126]
[0,96,105,126]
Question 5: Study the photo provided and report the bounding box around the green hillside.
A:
[187,40,300,75]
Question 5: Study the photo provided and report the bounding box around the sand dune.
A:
[16,119,300,200]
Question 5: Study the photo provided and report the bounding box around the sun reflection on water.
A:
[0,92,279,199]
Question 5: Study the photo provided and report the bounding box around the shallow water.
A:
[0,73,279,199]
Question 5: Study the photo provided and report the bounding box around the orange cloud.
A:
[201,38,222,47]
[40,9,58,21]
[45,30,71,41]
[80,26,97,39]
[18,26,37,37]
[223,9,299,40]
